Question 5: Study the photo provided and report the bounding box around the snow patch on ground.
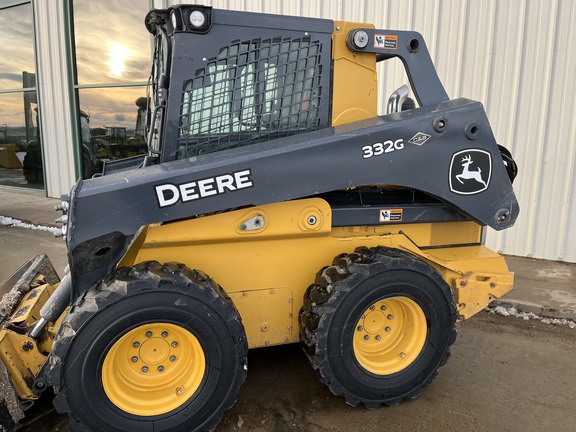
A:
[487,305,576,329]
[0,215,61,236]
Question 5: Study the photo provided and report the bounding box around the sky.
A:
[0,3,36,133]
[73,0,151,86]
[73,0,151,129]
[0,0,151,134]
[0,3,35,91]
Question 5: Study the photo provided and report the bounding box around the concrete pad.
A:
[494,255,576,321]
[0,226,68,282]
[0,189,61,228]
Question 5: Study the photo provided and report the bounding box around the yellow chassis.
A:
[121,198,513,348]
[2,198,513,400]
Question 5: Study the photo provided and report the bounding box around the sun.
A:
[107,42,129,77]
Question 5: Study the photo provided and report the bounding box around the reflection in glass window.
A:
[0,90,43,189]
[77,87,148,178]
[73,0,150,86]
[0,2,41,190]
[72,0,151,178]
[0,3,35,91]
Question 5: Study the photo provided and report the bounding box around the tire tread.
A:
[299,247,457,409]
[50,260,247,432]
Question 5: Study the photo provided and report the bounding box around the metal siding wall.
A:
[158,0,576,262]
[34,0,77,198]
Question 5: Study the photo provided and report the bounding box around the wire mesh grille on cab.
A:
[177,37,323,158]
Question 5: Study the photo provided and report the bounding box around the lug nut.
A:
[387,314,393,320]
[364,335,370,340]
[357,326,364,331]
[141,366,149,373]
[369,305,375,310]
[146,331,153,338]
[158,365,164,372]
[161,331,168,338]
[399,352,406,359]
[375,335,381,340]
[133,341,140,348]
[380,305,387,311]
[170,355,176,362]
[385,326,391,332]
[131,356,138,363]
[171,341,178,348]
[176,387,184,395]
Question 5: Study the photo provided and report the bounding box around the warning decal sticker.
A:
[374,34,398,49]
[379,209,403,223]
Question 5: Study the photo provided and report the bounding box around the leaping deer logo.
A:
[456,154,487,187]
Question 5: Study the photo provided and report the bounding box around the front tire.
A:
[299,247,457,408]
[51,261,248,432]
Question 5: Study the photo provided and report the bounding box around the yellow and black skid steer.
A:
[0,5,519,431]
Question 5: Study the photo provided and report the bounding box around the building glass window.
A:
[72,0,151,179]
[0,2,43,189]
[77,87,147,178]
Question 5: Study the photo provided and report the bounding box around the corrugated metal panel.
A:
[160,0,576,262]
[34,0,77,198]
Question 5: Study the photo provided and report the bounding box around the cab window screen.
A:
[177,37,323,158]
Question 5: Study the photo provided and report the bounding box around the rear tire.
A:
[299,247,457,408]
[82,151,94,179]
[51,261,247,432]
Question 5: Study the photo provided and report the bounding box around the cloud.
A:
[73,0,151,85]
[0,73,24,84]
[69,1,151,132]
[0,4,35,91]
[79,87,146,129]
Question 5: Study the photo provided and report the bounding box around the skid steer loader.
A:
[0,5,519,431]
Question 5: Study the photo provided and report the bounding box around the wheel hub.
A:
[139,337,170,365]
[353,297,427,375]
[102,322,206,416]
[362,310,387,334]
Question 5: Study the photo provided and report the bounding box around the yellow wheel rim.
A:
[102,323,206,416]
[353,296,427,375]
